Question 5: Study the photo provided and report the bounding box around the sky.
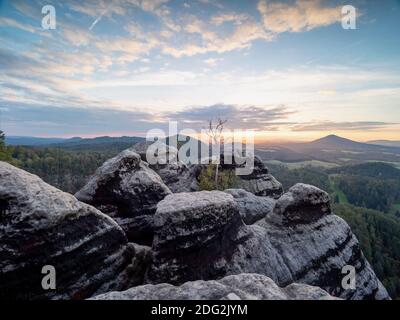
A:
[0,0,400,142]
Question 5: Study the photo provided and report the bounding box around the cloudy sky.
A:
[0,0,400,142]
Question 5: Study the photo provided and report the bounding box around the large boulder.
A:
[235,156,283,198]
[269,183,331,225]
[92,273,339,300]
[75,149,171,244]
[0,161,140,300]
[229,184,389,300]
[224,188,275,224]
[146,187,389,299]
[150,162,200,193]
[147,191,250,284]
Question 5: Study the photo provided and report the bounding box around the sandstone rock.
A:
[146,186,389,300]
[133,140,179,164]
[154,163,200,193]
[92,273,339,300]
[124,243,152,289]
[133,142,283,198]
[224,189,275,224]
[218,154,283,198]
[133,141,200,193]
[270,183,331,225]
[237,173,283,198]
[75,149,171,244]
[236,156,283,198]
[0,161,138,300]
[228,184,389,300]
[145,161,200,194]
[147,191,250,284]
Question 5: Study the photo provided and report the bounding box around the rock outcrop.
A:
[228,183,389,300]
[133,142,283,198]
[146,187,389,300]
[147,191,249,284]
[92,273,339,300]
[269,183,331,225]
[235,156,283,198]
[75,149,171,244]
[224,188,275,224]
[207,153,283,198]
[0,154,390,301]
[0,161,139,300]
[132,141,200,193]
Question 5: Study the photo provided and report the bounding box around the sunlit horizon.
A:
[15,130,400,145]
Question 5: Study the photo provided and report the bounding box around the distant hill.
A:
[49,136,145,151]
[299,134,400,152]
[5,135,146,152]
[368,140,400,147]
[5,136,68,146]
[255,146,312,162]
[256,135,400,165]
[304,134,368,150]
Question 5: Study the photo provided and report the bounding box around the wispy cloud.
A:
[210,12,249,25]
[167,104,295,130]
[203,57,224,67]
[257,0,342,33]
[1,0,399,138]
[0,102,157,136]
[0,17,37,33]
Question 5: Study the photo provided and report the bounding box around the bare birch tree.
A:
[206,118,227,189]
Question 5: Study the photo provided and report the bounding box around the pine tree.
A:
[0,130,6,155]
[0,130,13,162]
[0,130,4,144]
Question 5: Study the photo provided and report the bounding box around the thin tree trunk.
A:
[215,164,219,189]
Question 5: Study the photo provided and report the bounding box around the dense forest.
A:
[9,146,120,193]
[1,131,400,298]
[267,164,333,193]
[334,175,400,213]
[269,162,400,216]
[334,204,400,298]
[269,161,400,298]
[1,131,123,193]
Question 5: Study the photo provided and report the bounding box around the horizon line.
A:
[3,133,399,144]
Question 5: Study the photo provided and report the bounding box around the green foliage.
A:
[334,203,400,299]
[6,145,121,193]
[198,165,239,191]
[270,162,400,299]
[0,131,14,163]
[329,162,400,180]
[267,163,332,192]
[270,162,400,213]
[327,162,400,212]
[0,130,5,155]
[335,175,400,212]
